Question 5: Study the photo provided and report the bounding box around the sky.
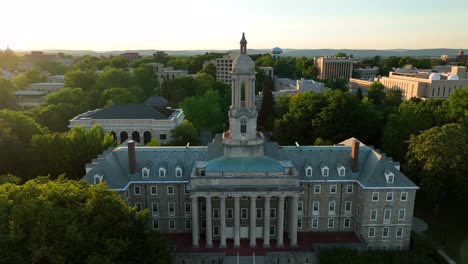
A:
[2,0,468,51]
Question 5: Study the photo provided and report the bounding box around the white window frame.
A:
[312,201,319,216]
[134,186,141,195]
[384,209,392,223]
[314,185,321,194]
[344,218,351,228]
[175,167,182,177]
[398,209,406,220]
[386,192,394,202]
[372,192,379,202]
[321,164,329,177]
[185,219,191,230]
[270,225,276,236]
[213,226,220,236]
[330,184,337,194]
[152,202,159,216]
[94,174,103,184]
[400,192,408,201]
[337,165,345,176]
[168,202,175,216]
[227,208,233,219]
[213,208,219,219]
[368,227,375,237]
[241,208,248,219]
[382,227,389,238]
[312,218,319,228]
[135,202,142,211]
[153,219,159,230]
[167,185,175,195]
[159,167,166,178]
[396,227,403,238]
[328,200,336,216]
[184,202,191,216]
[345,201,352,214]
[370,210,377,221]
[270,208,277,219]
[256,208,263,219]
[298,218,303,229]
[305,166,313,177]
[328,218,334,228]
[184,186,190,195]
[169,219,176,230]
[142,167,150,178]
[298,201,304,214]
[150,186,157,195]
[346,184,353,194]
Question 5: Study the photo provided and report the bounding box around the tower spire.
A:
[240,32,247,54]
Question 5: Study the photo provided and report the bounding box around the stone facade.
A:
[315,57,353,80]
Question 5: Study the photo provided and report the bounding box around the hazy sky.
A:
[2,0,468,51]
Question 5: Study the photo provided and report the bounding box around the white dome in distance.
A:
[428,73,441,80]
[447,74,459,80]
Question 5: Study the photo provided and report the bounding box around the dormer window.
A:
[305,166,313,177]
[159,167,166,178]
[321,163,329,177]
[200,169,206,176]
[384,169,394,184]
[142,167,150,178]
[176,167,182,177]
[337,163,345,177]
[94,174,103,184]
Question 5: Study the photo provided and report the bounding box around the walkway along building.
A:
[83,34,418,263]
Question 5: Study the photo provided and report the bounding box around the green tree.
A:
[169,120,200,146]
[0,177,172,263]
[159,76,199,105]
[0,76,16,109]
[0,109,47,144]
[181,90,223,132]
[406,124,468,211]
[12,69,47,89]
[101,88,139,106]
[442,88,468,125]
[367,82,386,106]
[45,87,86,106]
[110,56,129,69]
[133,64,159,98]
[0,173,21,185]
[258,78,275,129]
[64,69,97,90]
[335,52,347,58]
[95,68,134,90]
[145,138,162,146]
[29,103,85,132]
[386,88,403,107]
[199,63,216,79]
[36,60,68,75]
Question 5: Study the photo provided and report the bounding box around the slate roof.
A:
[83,137,418,190]
[80,104,175,120]
[144,96,168,107]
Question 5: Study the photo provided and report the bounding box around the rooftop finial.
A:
[240,32,247,54]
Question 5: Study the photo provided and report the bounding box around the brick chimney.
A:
[128,140,136,174]
[351,140,359,173]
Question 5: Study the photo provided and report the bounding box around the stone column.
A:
[277,195,285,247]
[191,196,199,247]
[249,196,257,247]
[205,196,213,248]
[263,196,271,248]
[220,196,227,248]
[234,196,240,248]
[290,195,299,247]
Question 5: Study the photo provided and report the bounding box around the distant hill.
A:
[16,48,466,58]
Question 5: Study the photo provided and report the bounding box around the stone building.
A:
[83,34,418,262]
[315,57,353,80]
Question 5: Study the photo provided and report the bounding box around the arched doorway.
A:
[109,131,117,142]
[143,131,152,144]
[132,131,140,143]
[120,131,128,143]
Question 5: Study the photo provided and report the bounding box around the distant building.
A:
[144,96,169,108]
[120,52,142,62]
[14,82,65,109]
[69,104,185,144]
[25,82,64,93]
[271,47,283,58]
[48,75,65,83]
[259,66,274,78]
[203,52,238,85]
[147,63,189,83]
[153,51,168,58]
[24,51,74,67]
[315,57,353,80]
[441,50,468,63]
[355,67,379,81]
[348,78,373,96]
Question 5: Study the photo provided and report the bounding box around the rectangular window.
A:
[134,186,141,195]
[256,208,262,219]
[152,202,159,216]
[298,219,303,229]
[270,225,276,236]
[345,201,352,213]
[344,218,351,228]
[184,186,190,195]
[398,209,406,220]
[328,201,336,215]
[330,185,337,194]
[368,227,375,237]
[346,184,353,194]
[185,219,191,229]
[370,210,377,221]
[372,192,379,202]
[135,203,142,211]
[382,227,389,238]
[169,219,175,230]
[159,133,167,140]
[328,218,334,228]
[384,209,391,223]
[386,192,394,202]
[314,185,321,194]
[396,227,403,238]
[241,208,248,219]
[227,208,233,219]
[201,203,206,214]
[312,218,319,228]
[312,201,319,216]
[151,186,157,195]
[167,186,174,195]
[185,202,191,216]
[168,202,175,216]
[153,219,159,230]
[213,208,219,219]
[270,208,277,219]
[213,226,220,236]
[201,219,206,229]
[400,192,408,201]
[298,201,304,214]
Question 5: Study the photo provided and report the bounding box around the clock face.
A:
[240,118,247,125]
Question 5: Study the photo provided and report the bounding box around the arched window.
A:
[94,174,103,184]
[305,166,313,177]
[159,167,166,178]
[142,167,150,178]
[120,131,128,143]
[175,167,183,177]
